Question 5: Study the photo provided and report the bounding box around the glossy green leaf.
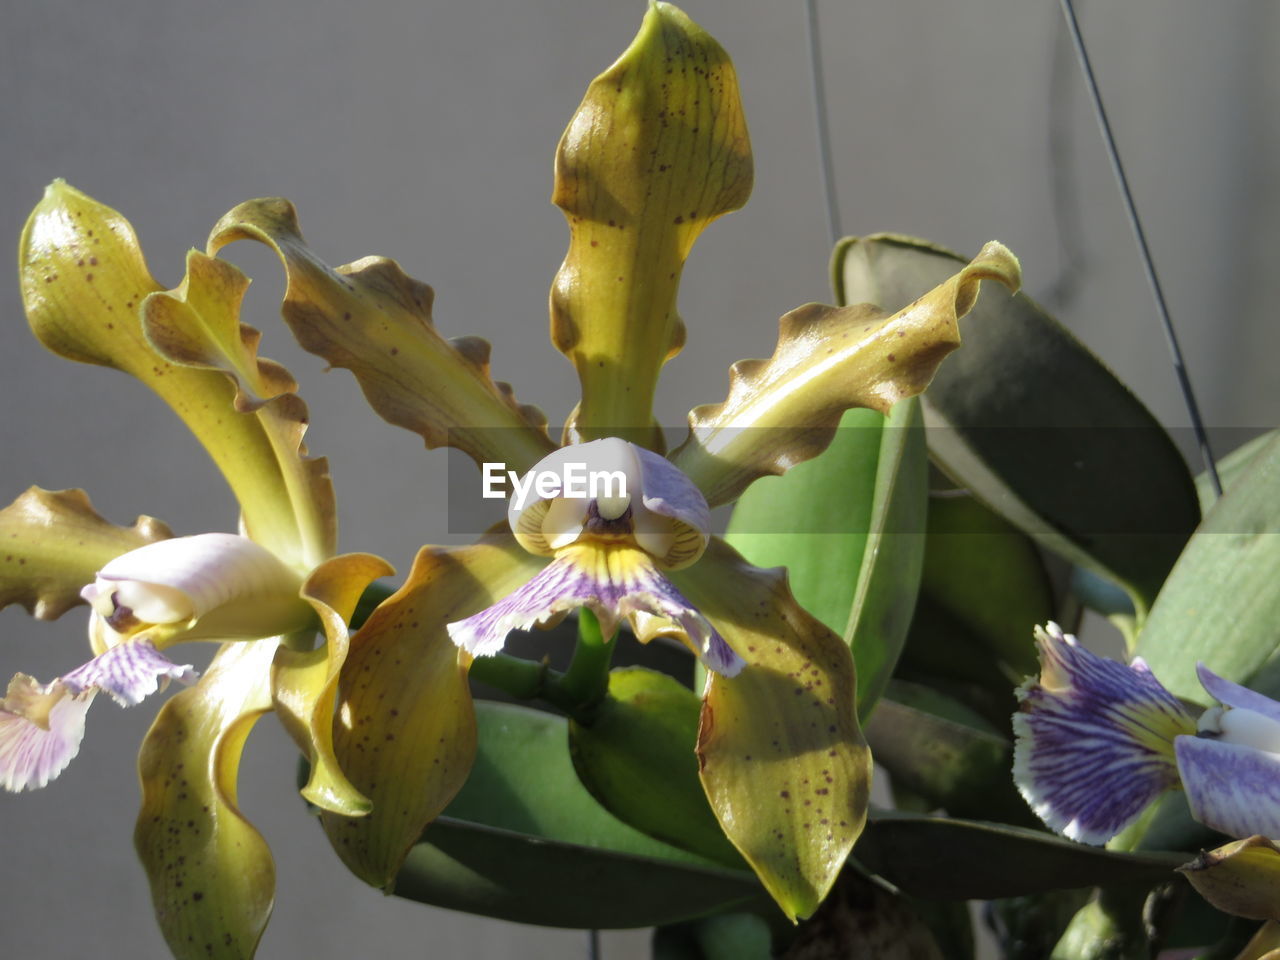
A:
[857,811,1184,900]
[0,487,171,621]
[551,1,752,445]
[395,701,764,928]
[1136,431,1280,701]
[725,400,926,718]
[836,234,1200,618]
[1196,429,1278,512]
[920,491,1054,678]
[864,683,1020,822]
[569,667,743,867]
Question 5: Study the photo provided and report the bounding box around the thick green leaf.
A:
[920,492,1054,677]
[395,701,764,928]
[569,667,743,868]
[1136,431,1280,701]
[857,811,1184,900]
[836,235,1200,617]
[1196,429,1278,512]
[725,400,926,717]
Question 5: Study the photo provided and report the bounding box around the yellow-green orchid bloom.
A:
[208,2,1020,921]
[5,181,392,959]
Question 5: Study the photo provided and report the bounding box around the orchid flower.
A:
[1014,622,1280,844]
[205,2,1020,921]
[7,182,392,958]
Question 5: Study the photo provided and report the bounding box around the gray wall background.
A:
[2,1,1276,957]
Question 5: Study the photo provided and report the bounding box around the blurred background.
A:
[2,1,1276,956]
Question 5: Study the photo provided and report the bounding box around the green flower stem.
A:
[557,608,618,719]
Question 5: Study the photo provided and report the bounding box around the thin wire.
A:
[1058,0,1223,497]
[587,928,600,960]
[805,0,842,247]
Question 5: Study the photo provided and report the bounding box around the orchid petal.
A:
[672,537,872,921]
[1012,624,1196,844]
[1179,836,1280,922]
[0,678,91,791]
[551,1,752,445]
[1197,663,1280,727]
[271,552,394,817]
[0,641,194,792]
[320,535,543,888]
[19,182,330,565]
[448,542,741,676]
[83,533,313,647]
[135,639,278,960]
[141,250,336,565]
[1176,735,1280,840]
[206,199,554,478]
[0,486,171,622]
[670,242,1021,507]
[60,639,196,706]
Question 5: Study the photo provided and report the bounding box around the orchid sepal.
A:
[551,1,752,444]
[135,639,279,960]
[19,182,334,567]
[670,241,1021,507]
[206,198,555,478]
[1178,835,1280,922]
[0,486,172,622]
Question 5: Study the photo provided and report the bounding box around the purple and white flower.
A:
[448,437,745,677]
[0,533,311,792]
[1014,622,1280,844]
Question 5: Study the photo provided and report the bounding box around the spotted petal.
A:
[672,537,872,921]
[135,639,278,960]
[0,486,171,622]
[19,182,331,566]
[447,542,742,676]
[551,1,752,445]
[670,242,1021,507]
[1013,623,1196,844]
[207,199,553,478]
[321,534,543,888]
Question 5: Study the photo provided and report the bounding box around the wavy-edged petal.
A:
[0,486,171,621]
[1012,623,1196,844]
[60,639,196,706]
[271,552,394,816]
[135,639,278,960]
[206,199,553,478]
[670,242,1021,507]
[141,250,335,565]
[673,537,871,921]
[551,1,752,445]
[1176,736,1280,840]
[448,542,741,675]
[0,677,91,791]
[321,534,544,888]
[19,182,328,565]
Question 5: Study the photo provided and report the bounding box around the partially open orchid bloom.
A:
[10,183,392,959]
[1014,622,1280,844]
[206,2,1020,922]
[449,438,744,676]
[0,533,313,792]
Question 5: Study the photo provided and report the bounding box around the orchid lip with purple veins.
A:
[1014,622,1280,845]
[0,532,312,792]
[448,437,744,677]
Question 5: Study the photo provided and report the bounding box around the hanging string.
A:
[1058,0,1222,497]
[805,0,842,248]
